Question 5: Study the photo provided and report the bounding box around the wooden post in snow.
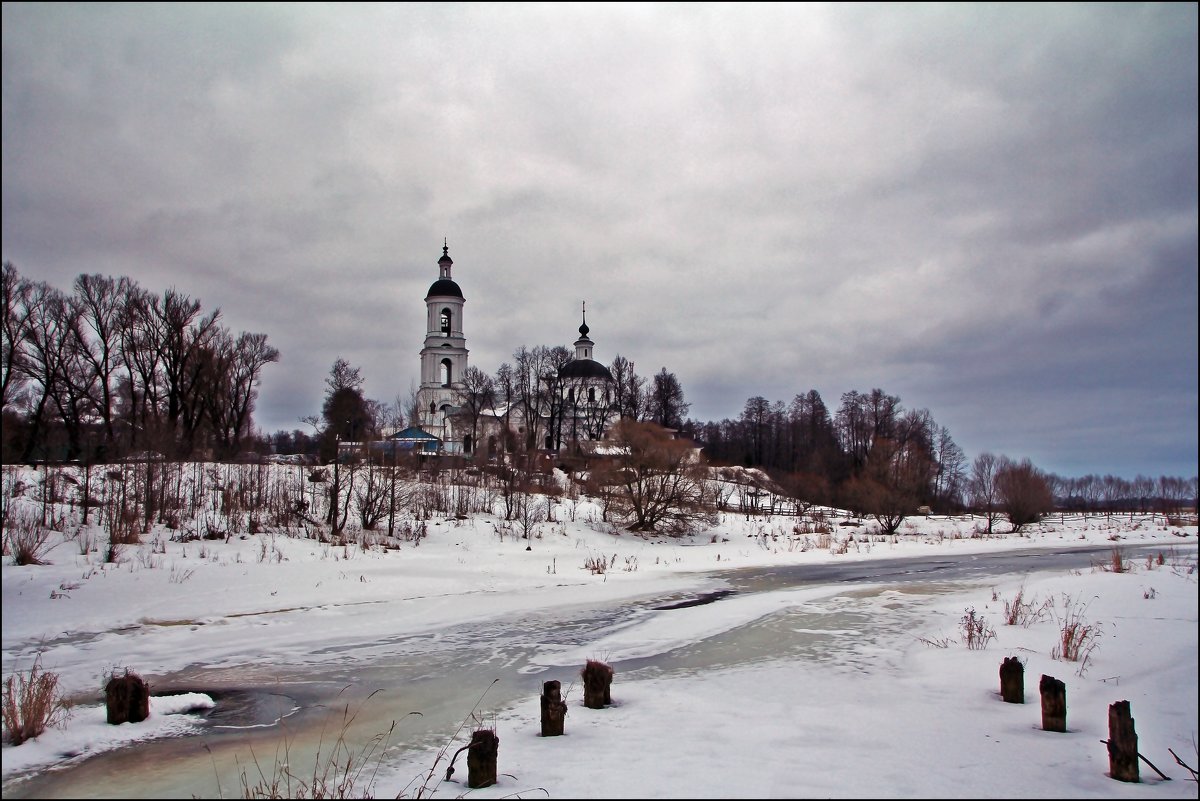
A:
[1039,674,1066,732]
[582,659,613,709]
[999,657,1024,703]
[540,680,567,736]
[1107,701,1140,783]
[104,671,150,725]
[466,728,499,789]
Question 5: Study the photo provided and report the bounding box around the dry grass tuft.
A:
[1050,593,1101,675]
[1003,586,1051,628]
[1109,546,1128,573]
[2,654,71,745]
[5,512,53,566]
[234,688,396,799]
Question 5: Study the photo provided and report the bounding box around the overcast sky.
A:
[2,3,1196,479]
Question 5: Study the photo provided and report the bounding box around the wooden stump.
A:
[1107,701,1139,782]
[466,728,499,789]
[540,680,568,736]
[105,671,150,725]
[999,657,1024,704]
[581,659,613,709]
[1039,674,1066,732]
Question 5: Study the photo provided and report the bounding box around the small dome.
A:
[426,279,463,299]
[559,359,613,380]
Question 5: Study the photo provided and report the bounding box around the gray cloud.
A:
[3,3,1195,478]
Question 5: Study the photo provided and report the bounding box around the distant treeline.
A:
[683,390,1196,517]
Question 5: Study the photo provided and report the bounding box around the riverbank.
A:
[3,488,1197,797]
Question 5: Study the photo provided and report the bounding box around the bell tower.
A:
[417,240,469,448]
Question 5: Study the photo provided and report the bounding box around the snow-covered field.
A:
[2,463,1196,798]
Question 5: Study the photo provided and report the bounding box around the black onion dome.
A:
[426,279,463,299]
[559,359,613,380]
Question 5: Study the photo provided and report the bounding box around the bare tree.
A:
[320,360,372,462]
[403,380,423,433]
[16,282,79,461]
[932,425,967,511]
[836,388,900,473]
[1,262,33,412]
[740,396,772,466]
[608,354,645,422]
[204,330,280,458]
[995,457,1054,532]
[511,346,542,452]
[969,452,1004,534]
[841,434,926,535]
[511,345,571,451]
[326,358,364,396]
[647,367,689,430]
[492,362,517,457]
[456,365,495,458]
[355,461,390,530]
[608,419,714,536]
[118,286,168,451]
[157,289,223,455]
[72,274,131,452]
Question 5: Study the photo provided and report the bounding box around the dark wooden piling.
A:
[540,679,568,736]
[104,671,150,725]
[581,659,613,709]
[1107,701,1139,782]
[466,728,499,789]
[999,657,1024,703]
[1039,674,1066,732]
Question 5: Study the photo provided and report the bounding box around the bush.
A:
[2,655,71,745]
[960,607,996,650]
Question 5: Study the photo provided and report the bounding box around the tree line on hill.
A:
[686,389,1195,523]
[2,262,279,464]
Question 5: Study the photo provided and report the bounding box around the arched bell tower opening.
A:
[416,241,470,452]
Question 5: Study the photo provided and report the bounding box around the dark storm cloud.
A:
[2,3,1195,478]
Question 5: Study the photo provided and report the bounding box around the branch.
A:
[1168,747,1198,782]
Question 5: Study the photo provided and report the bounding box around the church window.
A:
[440,308,452,335]
[588,387,596,402]
[441,358,452,387]
[568,387,575,403]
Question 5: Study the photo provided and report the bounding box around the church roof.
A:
[559,358,613,380]
[426,278,464,299]
[391,426,440,441]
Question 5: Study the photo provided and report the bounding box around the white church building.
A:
[414,242,618,459]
